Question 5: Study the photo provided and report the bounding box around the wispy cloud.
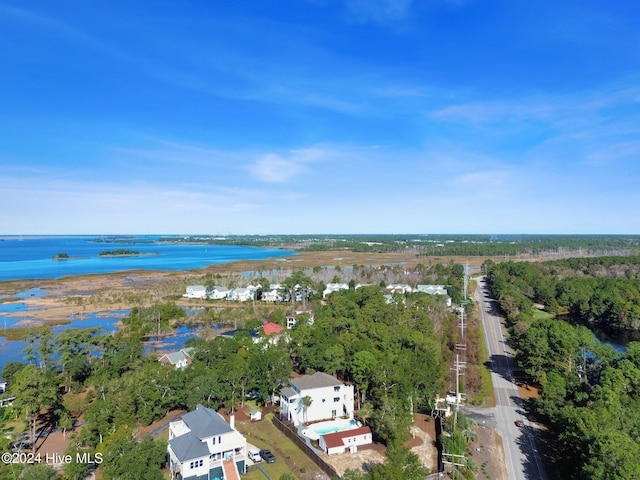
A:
[249,145,341,183]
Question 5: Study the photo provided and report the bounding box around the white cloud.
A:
[248,145,341,183]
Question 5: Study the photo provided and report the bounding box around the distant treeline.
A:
[157,234,640,256]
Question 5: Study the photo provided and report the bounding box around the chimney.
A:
[230,413,235,430]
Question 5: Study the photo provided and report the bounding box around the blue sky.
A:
[1,0,639,235]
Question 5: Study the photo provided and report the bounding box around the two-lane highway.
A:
[475,276,547,480]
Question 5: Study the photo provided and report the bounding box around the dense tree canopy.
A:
[486,256,640,479]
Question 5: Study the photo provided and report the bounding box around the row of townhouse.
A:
[322,282,452,306]
[184,284,313,303]
[183,285,259,302]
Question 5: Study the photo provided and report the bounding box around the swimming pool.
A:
[301,419,360,440]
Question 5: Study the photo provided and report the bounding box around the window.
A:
[331,410,337,417]
[334,386,340,392]
[333,397,340,402]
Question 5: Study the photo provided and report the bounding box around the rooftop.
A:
[290,372,343,391]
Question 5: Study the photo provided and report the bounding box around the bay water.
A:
[0,236,295,370]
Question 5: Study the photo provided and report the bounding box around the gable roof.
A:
[181,404,234,440]
[169,431,210,462]
[290,372,342,390]
[321,426,372,448]
[159,350,189,365]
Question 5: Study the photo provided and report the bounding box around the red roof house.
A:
[319,426,373,455]
[262,321,283,336]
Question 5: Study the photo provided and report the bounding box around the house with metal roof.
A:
[168,404,246,480]
[159,348,194,369]
[280,372,354,426]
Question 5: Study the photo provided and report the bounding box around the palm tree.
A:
[301,395,313,424]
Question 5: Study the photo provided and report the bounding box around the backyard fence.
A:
[271,414,341,479]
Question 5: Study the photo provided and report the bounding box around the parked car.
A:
[248,449,262,463]
[515,420,525,428]
[259,449,276,463]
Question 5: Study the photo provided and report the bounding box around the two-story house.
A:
[286,309,314,329]
[168,404,246,480]
[280,372,354,426]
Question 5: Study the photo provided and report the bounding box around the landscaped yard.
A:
[235,411,326,480]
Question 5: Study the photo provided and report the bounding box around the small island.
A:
[98,249,141,256]
[53,252,70,260]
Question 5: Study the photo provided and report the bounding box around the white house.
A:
[261,287,282,303]
[226,287,256,302]
[286,309,315,329]
[322,283,349,298]
[280,372,354,426]
[168,404,246,480]
[159,348,194,369]
[0,376,6,394]
[319,426,373,455]
[184,285,207,299]
[386,283,413,294]
[208,286,230,300]
[415,284,452,307]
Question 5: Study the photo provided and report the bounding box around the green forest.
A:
[486,256,640,479]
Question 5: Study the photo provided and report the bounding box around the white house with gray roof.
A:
[415,284,452,306]
[184,285,207,299]
[280,372,354,426]
[159,348,194,369]
[168,404,246,480]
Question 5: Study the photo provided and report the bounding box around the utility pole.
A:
[463,264,469,302]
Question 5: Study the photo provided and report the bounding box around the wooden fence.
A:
[271,414,341,479]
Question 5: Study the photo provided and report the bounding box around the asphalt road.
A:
[475,276,548,480]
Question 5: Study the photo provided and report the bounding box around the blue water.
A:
[311,420,359,435]
[0,312,219,371]
[0,236,295,372]
[0,235,295,281]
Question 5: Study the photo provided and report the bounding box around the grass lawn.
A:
[236,412,323,480]
[472,330,496,407]
[532,307,554,320]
